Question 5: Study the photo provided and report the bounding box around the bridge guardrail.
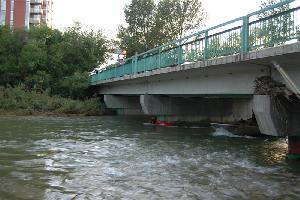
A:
[91,0,300,84]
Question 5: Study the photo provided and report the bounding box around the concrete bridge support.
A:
[140,95,253,123]
[253,95,300,159]
[104,95,143,115]
[253,95,300,136]
[253,95,284,137]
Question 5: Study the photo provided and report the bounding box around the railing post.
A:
[158,47,161,68]
[131,58,135,74]
[241,16,249,53]
[204,31,209,59]
[133,52,138,73]
[177,40,182,65]
[143,55,146,72]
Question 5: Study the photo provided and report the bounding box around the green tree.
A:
[156,0,205,40]
[19,43,47,79]
[118,0,205,57]
[0,26,27,85]
[259,0,289,17]
[257,0,293,47]
[0,23,107,100]
[58,71,90,99]
[62,22,107,74]
[118,0,156,57]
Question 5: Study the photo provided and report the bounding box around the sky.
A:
[52,0,263,38]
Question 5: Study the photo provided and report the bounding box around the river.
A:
[0,116,299,200]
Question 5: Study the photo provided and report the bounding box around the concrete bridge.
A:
[91,1,300,158]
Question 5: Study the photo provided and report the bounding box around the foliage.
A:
[118,0,205,57]
[259,0,289,17]
[0,86,103,116]
[156,0,205,40]
[0,24,107,99]
[57,71,90,100]
[254,0,293,47]
[297,26,300,40]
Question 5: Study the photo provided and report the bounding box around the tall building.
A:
[0,0,53,29]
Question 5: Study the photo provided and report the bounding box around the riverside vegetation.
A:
[0,23,107,115]
[0,86,102,116]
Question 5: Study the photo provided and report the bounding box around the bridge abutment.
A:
[253,94,300,159]
[253,95,284,137]
[253,95,300,136]
[104,95,143,115]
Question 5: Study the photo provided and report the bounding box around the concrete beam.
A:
[98,63,267,95]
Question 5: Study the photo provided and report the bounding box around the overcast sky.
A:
[52,0,262,38]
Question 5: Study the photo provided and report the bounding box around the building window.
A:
[25,0,30,28]
[1,0,7,26]
[10,0,14,28]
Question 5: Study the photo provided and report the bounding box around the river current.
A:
[0,116,299,200]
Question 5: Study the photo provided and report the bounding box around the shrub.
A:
[0,86,103,115]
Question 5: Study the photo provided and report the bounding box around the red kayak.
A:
[153,119,173,127]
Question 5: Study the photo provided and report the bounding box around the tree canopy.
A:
[118,0,205,57]
[0,24,107,99]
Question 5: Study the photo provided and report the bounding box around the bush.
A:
[0,86,103,116]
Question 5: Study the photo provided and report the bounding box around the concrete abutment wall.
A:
[104,95,143,115]
[253,95,300,137]
[104,94,253,123]
[140,95,253,123]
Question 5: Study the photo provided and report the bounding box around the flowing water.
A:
[0,116,300,200]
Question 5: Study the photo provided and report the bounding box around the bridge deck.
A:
[92,42,300,86]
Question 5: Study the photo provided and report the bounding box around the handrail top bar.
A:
[116,0,296,65]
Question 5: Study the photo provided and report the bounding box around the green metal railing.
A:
[91,0,300,84]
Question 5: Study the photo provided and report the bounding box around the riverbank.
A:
[0,87,103,116]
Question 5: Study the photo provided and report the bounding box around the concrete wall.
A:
[104,95,143,115]
[140,95,253,123]
[253,95,300,137]
[253,95,283,137]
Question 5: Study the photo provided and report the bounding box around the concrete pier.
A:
[287,136,300,160]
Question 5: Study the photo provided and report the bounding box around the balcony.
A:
[29,18,41,24]
[30,8,43,14]
[30,0,43,4]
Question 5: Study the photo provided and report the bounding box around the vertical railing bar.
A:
[158,47,161,68]
[177,40,182,65]
[241,16,249,53]
[204,31,209,60]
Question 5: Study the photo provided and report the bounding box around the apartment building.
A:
[0,0,53,29]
